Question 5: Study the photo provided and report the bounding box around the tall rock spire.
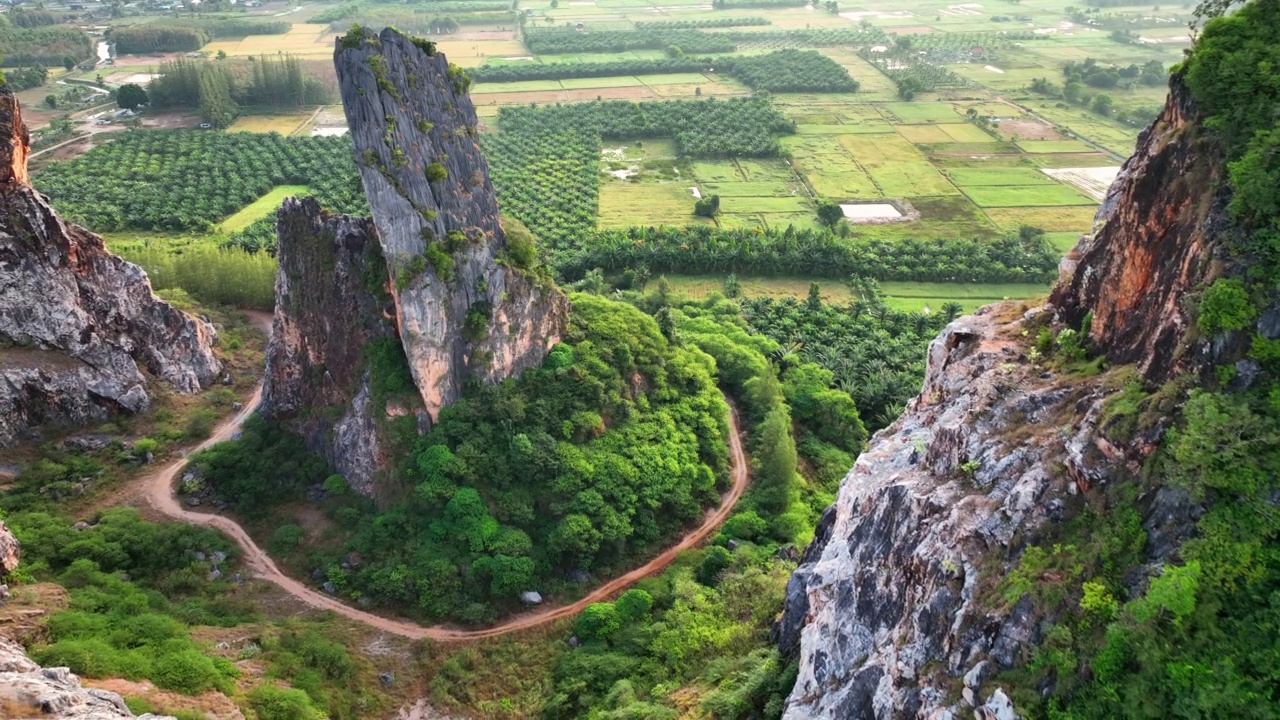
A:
[333,27,568,420]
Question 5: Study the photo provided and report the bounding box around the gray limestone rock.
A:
[0,88,220,447]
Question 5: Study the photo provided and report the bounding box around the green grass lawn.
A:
[220,186,310,233]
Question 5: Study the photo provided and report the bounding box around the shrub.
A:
[723,511,768,541]
[697,546,733,586]
[269,524,305,555]
[152,650,220,694]
[425,162,448,182]
[247,685,326,720]
[615,589,654,623]
[1197,278,1255,335]
[185,409,216,439]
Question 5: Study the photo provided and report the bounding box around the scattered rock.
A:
[209,567,222,581]
[232,401,243,411]
[975,688,1018,720]
[380,671,395,687]
[519,591,543,605]
[774,545,799,563]
[73,521,91,531]
[568,570,592,584]
[185,497,201,507]
[323,581,336,594]
[567,636,580,648]
[195,551,207,561]
[212,550,227,563]
[233,573,244,585]
[726,539,740,551]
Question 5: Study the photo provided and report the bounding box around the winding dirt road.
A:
[143,311,749,641]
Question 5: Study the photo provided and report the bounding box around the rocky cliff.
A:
[778,76,1227,718]
[0,87,221,447]
[333,27,568,420]
[261,198,399,496]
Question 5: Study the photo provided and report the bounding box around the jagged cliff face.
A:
[261,198,399,496]
[334,27,568,420]
[0,88,221,447]
[1051,77,1226,381]
[780,76,1223,718]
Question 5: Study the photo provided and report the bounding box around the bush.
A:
[723,511,768,541]
[1197,278,1255,335]
[185,409,216,439]
[269,524,305,555]
[152,650,221,694]
[247,685,326,720]
[697,546,733,586]
[615,589,654,623]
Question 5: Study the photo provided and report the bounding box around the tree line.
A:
[470,49,858,93]
[147,55,335,127]
[556,225,1061,285]
[109,19,289,54]
[0,26,95,67]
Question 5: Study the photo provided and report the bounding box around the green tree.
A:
[697,546,732,586]
[1091,92,1115,116]
[615,589,654,622]
[723,273,741,299]
[575,602,620,640]
[247,686,326,720]
[816,200,844,227]
[117,83,148,110]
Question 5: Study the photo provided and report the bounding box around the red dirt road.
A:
[144,311,750,641]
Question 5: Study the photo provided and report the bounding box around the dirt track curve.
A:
[143,311,750,641]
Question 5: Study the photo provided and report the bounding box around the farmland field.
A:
[25,0,1187,312]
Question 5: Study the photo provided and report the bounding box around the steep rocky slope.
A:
[333,27,568,420]
[0,88,221,447]
[261,198,399,496]
[778,75,1230,718]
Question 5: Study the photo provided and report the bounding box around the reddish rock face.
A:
[1050,76,1225,380]
[0,88,222,446]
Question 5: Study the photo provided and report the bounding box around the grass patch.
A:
[867,164,959,196]
[985,206,1099,233]
[807,170,881,199]
[691,161,743,183]
[878,102,964,124]
[1016,139,1098,154]
[219,185,310,233]
[597,182,709,228]
[961,184,1096,208]
[228,113,314,135]
[699,180,798,197]
[895,124,954,144]
[719,195,811,213]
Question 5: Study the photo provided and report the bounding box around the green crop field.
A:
[219,185,311,233]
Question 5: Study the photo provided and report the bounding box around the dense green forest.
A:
[193,296,733,623]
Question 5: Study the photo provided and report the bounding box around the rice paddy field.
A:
[46,0,1189,309]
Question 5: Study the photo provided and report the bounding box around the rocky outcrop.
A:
[334,27,568,420]
[780,75,1227,718]
[1051,76,1225,381]
[0,519,17,577]
[0,638,175,719]
[778,307,1119,718]
[261,198,398,496]
[0,87,220,447]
